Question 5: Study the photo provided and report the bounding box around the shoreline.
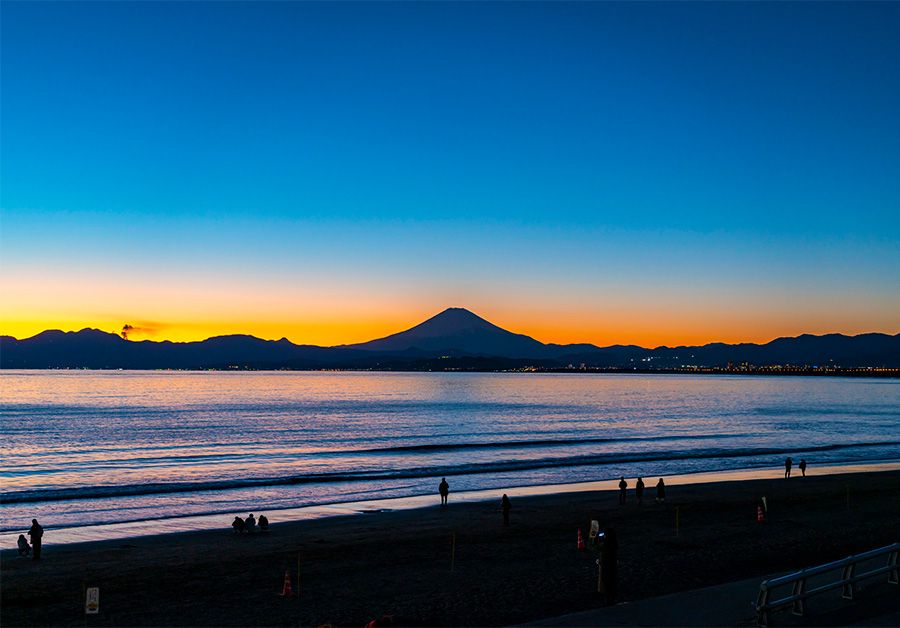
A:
[4,459,898,547]
[4,468,899,626]
[3,367,899,377]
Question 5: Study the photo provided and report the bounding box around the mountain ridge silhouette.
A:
[2,307,898,369]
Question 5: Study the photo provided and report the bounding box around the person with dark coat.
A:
[501,494,511,526]
[600,527,619,605]
[17,534,31,557]
[232,516,245,534]
[656,478,666,503]
[784,457,793,478]
[799,459,807,477]
[618,477,627,505]
[245,513,257,533]
[439,478,450,506]
[28,519,43,560]
[635,477,645,506]
[258,514,269,532]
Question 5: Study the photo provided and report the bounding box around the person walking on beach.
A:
[784,457,793,478]
[799,459,807,477]
[439,478,450,506]
[656,478,666,503]
[618,477,627,505]
[28,518,43,560]
[635,477,645,506]
[501,494,511,526]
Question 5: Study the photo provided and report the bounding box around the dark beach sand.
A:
[3,470,899,627]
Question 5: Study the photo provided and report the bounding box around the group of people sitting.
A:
[232,513,269,534]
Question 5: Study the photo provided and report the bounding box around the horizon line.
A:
[3,310,898,352]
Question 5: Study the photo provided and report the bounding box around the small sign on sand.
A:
[85,587,99,614]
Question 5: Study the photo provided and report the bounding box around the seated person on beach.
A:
[258,514,269,531]
[17,534,31,557]
[232,516,245,534]
[245,513,257,533]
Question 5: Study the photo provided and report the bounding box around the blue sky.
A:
[2,1,899,345]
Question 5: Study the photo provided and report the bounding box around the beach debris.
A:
[577,528,586,551]
[279,570,293,597]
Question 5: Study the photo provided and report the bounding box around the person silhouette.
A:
[635,477,645,506]
[28,519,43,560]
[501,494,511,526]
[799,459,807,477]
[245,513,257,533]
[656,478,666,503]
[258,514,269,531]
[439,478,449,506]
[232,516,245,534]
[600,527,619,605]
[618,477,627,505]
[17,534,31,557]
[784,457,793,479]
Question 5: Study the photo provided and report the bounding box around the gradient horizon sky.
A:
[2,1,899,348]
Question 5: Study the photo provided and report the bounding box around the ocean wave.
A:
[3,440,899,505]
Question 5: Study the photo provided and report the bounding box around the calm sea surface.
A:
[1,371,898,532]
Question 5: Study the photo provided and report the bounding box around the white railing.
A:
[755,542,899,626]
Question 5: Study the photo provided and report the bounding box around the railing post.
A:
[791,577,806,615]
[756,583,769,627]
[889,548,899,585]
[841,562,855,599]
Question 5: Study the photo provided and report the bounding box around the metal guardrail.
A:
[755,542,899,626]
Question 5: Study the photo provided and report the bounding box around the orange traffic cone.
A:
[577,528,586,551]
[756,505,765,524]
[279,570,293,597]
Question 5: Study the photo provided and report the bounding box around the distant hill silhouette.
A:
[2,307,898,370]
[344,307,547,357]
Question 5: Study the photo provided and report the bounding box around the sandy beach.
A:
[3,468,900,626]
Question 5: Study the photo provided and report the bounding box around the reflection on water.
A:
[1,371,898,531]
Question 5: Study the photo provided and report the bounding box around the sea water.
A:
[1,370,898,533]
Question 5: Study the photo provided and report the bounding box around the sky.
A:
[2,1,899,348]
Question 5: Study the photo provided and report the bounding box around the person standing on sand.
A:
[656,478,666,503]
[635,477,645,506]
[784,457,793,478]
[799,459,807,477]
[618,477,627,505]
[28,518,43,560]
[600,527,619,605]
[439,477,449,506]
[501,494,511,526]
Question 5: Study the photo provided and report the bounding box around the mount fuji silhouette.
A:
[345,307,547,357]
[1,307,898,369]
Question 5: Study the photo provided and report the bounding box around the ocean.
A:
[1,370,898,535]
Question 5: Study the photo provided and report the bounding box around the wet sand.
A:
[3,470,899,626]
